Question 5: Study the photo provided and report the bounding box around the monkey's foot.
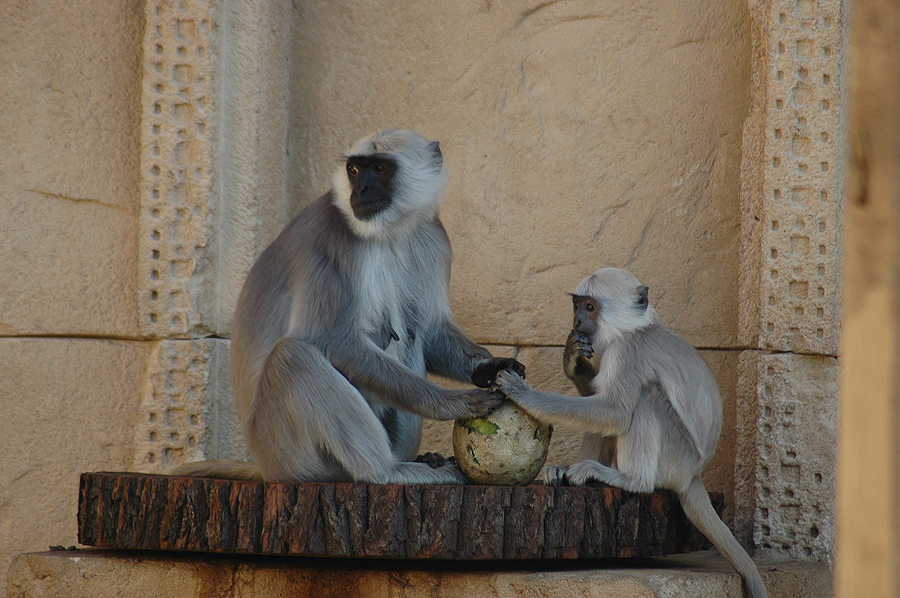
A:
[440,463,469,484]
[541,465,569,486]
[566,461,611,487]
[565,460,649,492]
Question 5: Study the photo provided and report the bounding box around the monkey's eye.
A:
[586,302,596,312]
[375,163,387,174]
[347,164,359,177]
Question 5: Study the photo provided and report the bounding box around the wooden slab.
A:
[77,472,721,559]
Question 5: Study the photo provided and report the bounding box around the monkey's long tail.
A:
[170,459,263,480]
[678,477,768,598]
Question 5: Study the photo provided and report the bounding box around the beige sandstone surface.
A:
[7,549,831,598]
[287,0,751,349]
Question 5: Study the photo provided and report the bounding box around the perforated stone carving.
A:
[132,340,210,472]
[751,0,845,355]
[131,0,292,477]
[132,338,247,474]
[738,0,844,563]
[139,1,218,338]
[753,353,836,563]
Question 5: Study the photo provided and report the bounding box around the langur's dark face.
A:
[572,295,600,336]
[346,155,398,220]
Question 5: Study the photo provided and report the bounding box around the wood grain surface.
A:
[78,472,720,559]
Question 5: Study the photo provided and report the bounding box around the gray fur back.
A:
[622,324,722,461]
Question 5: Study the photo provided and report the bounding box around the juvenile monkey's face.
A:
[572,295,600,337]
[572,268,657,345]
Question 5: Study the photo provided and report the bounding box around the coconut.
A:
[452,401,551,485]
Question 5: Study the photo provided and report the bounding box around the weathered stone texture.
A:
[736,351,837,563]
[0,339,150,586]
[132,339,248,474]
[140,0,219,339]
[6,550,832,598]
[211,0,292,337]
[0,1,143,336]
[736,0,845,566]
[287,0,751,349]
[136,0,293,340]
[740,0,846,354]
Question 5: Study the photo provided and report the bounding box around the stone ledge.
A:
[6,549,831,598]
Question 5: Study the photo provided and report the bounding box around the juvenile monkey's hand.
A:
[444,388,504,419]
[564,330,594,363]
[493,368,531,400]
[472,357,526,388]
[563,331,597,395]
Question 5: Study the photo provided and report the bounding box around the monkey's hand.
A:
[443,388,505,419]
[570,330,594,358]
[563,330,594,370]
[563,331,597,396]
[493,368,532,402]
[415,452,449,468]
[471,357,526,388]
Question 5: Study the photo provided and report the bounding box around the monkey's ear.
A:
[427,141,443,170]
[633,285,649,313]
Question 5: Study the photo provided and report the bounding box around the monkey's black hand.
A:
[414,452,448,468]
[471,357,526,388]
[448,388,505,419]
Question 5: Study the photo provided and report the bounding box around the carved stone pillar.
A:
[737,0,846,563]
[131,0,290,473]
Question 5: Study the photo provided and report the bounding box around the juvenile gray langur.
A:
[495,268,767,598]
[177,129,523,484]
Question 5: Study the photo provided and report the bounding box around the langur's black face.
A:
[346,155,399,220]
[572,295,600,337]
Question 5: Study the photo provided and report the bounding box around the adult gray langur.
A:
[494,267,767,598]
[177,129,523,484]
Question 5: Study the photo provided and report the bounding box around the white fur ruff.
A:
[332,129,449,241]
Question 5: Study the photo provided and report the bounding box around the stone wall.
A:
[0,1,145,583]
[288,0,750,349]
[0,0,844,585]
